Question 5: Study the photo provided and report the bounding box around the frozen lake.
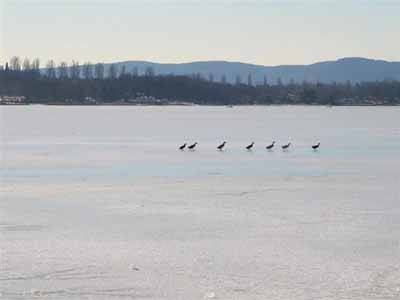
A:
[1,105,400,299]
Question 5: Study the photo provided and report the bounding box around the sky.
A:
[1,0,400,66]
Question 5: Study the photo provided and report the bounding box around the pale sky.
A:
[1,0,400,66]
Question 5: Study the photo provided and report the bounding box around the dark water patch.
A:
[214,187,304,197]
[66,289,154,299]
[0,267,106,282]
[0,224,45,232]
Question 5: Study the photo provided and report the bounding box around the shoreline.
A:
[1,103,399,107]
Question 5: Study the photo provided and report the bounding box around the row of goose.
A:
[179,141,320,150]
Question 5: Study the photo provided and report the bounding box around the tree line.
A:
[1,56,400,105]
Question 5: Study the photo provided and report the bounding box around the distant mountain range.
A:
[111,57,400,84]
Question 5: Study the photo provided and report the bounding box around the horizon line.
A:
[2,56,399,69]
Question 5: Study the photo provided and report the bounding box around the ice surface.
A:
[1,105,400,299]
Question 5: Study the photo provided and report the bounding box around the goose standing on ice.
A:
[246,142,254,150]
[217,141,226,150]
[179,143,187,150]
[282,142,291,150]
[188,142,198,150]
[266,141,275,150]
[312,142,320,150]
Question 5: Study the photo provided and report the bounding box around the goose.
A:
[266,141,275,150]
[217,141,226,150]
[282,142,291,150]
[179,143,186,150]
[246,142,254,150]
[188,142,197,150]
[312,142,320,150]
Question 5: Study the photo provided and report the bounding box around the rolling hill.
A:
[111,57,400,84]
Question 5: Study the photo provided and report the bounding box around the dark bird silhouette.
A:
[282,142,291,150]
[179,143,187,150]
[266,141,276,150]
[246,142,254,150]
[217,141,226,150]
[188,142,197,150]
[312,142,320,150]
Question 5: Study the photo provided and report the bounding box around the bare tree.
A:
[108,64,117,79]
[9,56,21,71]
[235,75,242,85]
[132,66,138,77]
[31,58,40,73]
[46,60,56,78]
[82,62,93,79]
[346,80,352,91]
[58,62,69,79]
[119,65,126,78]
[191,72,202,80]
[144,66,155,77]
[247,73,253,86]
[221,74,227,84]
[94,63,105,79]
[22,58,31,72]
[70,61,80,79]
